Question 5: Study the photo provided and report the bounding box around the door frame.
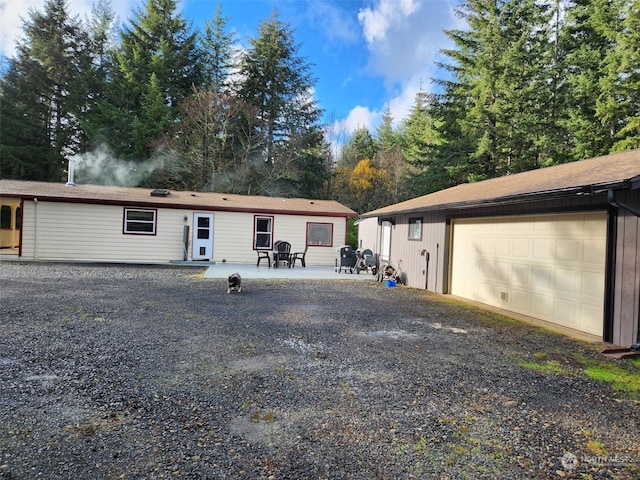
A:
[192,213,214,260]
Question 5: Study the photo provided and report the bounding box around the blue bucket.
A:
[385,279,396,287]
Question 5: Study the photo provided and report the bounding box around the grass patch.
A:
[584,364,640,395]
[517,359,568,375]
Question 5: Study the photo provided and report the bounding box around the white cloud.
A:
[335,105,380,135]
[0,0,136,58]
[357,0,419,44]
[354,0,459,127]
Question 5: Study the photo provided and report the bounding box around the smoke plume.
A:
[69,145,165,187]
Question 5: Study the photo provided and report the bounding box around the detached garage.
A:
[359,150,640,346]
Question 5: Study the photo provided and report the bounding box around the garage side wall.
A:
[612,190,640,346]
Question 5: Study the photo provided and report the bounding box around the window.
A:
[254,216,273,249]
[408,217,422,240]
[124,208,156,235]
[307,222,333,246]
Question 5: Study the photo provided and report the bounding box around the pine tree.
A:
[560,0,618,159]
[200,4,238,92]
[101,0,202,161]
[237,8,325,196]
[0,0,92,181]
[605,0,640,151]
[433,0,558,183]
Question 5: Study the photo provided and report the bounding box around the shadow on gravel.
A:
[1,263,639,479]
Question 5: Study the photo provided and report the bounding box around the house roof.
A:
[362,149,640,218]
[0,180,357,218]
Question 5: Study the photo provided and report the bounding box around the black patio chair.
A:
[256,249,271,267]
[273,241,292,268]
[291,245,308,267]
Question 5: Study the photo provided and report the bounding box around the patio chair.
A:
[256,249,271,267]
[290,245,308,267]
[273,241,291,268]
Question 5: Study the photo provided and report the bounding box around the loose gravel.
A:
[0,262,639,479]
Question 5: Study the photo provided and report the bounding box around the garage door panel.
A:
[533,239,553,259]
[451,212,607,336]
[530,293,554,317]
[512,263,531,287]
[582,271,604,297]
[557,239,581,262]
[513,238,530,257]
[555,268,580,293]
[510,289,531,311]
[532,265,554,289]
[584,239,606,264]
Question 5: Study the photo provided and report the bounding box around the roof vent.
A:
[150,189,171,197]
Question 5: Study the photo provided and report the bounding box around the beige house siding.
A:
[209,212,346,266]
[21,201,186,262]
[206,212,346,266]
[16,200,349,266]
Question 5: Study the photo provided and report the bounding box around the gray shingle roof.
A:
[362,149,640,217]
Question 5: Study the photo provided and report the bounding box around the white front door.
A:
[192,213,214,260]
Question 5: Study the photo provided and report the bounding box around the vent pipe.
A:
[66,158,75,186]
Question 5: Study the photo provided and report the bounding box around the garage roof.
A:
[0,180,357,218]
[362,149,640,217]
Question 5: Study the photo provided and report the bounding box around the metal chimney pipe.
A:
[66,158,75,186]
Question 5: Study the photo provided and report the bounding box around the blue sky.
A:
[1,0,462,140]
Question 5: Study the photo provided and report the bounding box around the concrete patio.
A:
[202,263,377,280]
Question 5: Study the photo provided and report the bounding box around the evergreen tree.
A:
[560,0,618,159]
[99,0,202,161]
[400,90,445,196]
[200,4,238,92]
[433,0,558,183]
[0,0,91,181]
[237,8,325,196]
[604,0,640,151]
[337,127,377,169]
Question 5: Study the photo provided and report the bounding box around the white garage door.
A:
[450,212,607,336]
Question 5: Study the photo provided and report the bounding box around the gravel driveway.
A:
[1,262,639,479]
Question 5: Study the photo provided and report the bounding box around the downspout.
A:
[608,189,640,350]
[33,198,39,260]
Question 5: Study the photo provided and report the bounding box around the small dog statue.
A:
[227,273,242,294]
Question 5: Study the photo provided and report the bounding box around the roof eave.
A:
[361,180,633,218]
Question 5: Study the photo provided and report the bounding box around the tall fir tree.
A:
[0,0,92,181]
[200,4,238,92]
[237,8,325,197]
[97,0,202,161]
[560,0,618,160]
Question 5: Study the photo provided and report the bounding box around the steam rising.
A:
[69,145,165,187]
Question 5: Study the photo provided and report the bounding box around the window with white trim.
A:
[254,216,273,249]
[124,208,156,235]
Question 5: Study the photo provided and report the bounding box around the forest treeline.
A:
[1,0,639,214]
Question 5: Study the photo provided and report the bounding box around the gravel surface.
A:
[1,262,639,480]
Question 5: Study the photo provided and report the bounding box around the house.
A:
[358,149,640,346]
[0,180,356,266]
